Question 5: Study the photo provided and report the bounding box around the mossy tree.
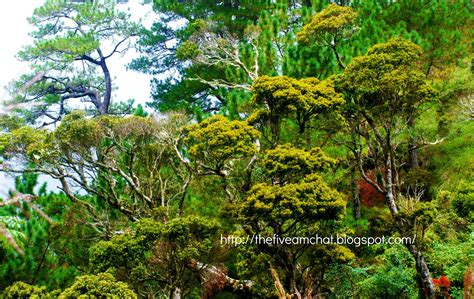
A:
[185,114,260,201]
[0,111,199,228]
[339,37,438,298]
[297,3,357,70]
[229,144,350,297]
[89,216,252,298]
[251,75,344,147]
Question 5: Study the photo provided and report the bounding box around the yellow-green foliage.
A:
[239,174,345,224]
[252,75,343,113]
[54,111,103,151]
[342,37,436,113]
[0,112,165,166]
[0,126,50,161]
[0,115,25,132]
[297,4,357,44]
[3,281,50,299]
[186,115,260,169]
[108,115,159,145]
[59,272,137,298]
[252,76,296,116]
[251,75,344,134]
[176,41,201,61]
[89,216,219,296]
[310,244,356,264]
[261,144,336,183]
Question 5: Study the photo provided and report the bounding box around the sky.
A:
[0,0,156,194]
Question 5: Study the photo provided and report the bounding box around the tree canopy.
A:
[0,1,472,298]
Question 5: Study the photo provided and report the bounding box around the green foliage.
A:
[357,246,418,298]
[22,0,137,65]
[0,1,472,298]
[133,1,315,115]
[0,190,87,291]
[425,119,474,193]
[354,0,472,75]
[59,272,137,299]
[14,171,40,195]
[132,104,149,117]
[451,182,474,221]
[10,0,139,123]
[428,236,474,295]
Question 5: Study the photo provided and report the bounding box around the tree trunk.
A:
[351,166,361,220]
[384,129,434,297]
[384,154,399,215]
[408,113,419,169]
[99,60,112,115]
[171,287,181,299]
[270,264,289,299]
[270,120,280,148]
[406,243,436,298]
[332,44,346,69]
[305,126,311,149]
[192,261,254,296]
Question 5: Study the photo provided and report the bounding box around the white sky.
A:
[0,0,156,194]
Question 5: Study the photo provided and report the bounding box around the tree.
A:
[338,37,437,297]
[0,111,197,224]
[185,114,260,202]
[357,0,472,77]
[0,172,94,291]
[251,75,344,146]
[352,0,472,168]
[60,272,137,298]
[132,1,318,116]
[297,3,357,70]
[230,144,350,297]
[10,0,139,124]
[89,216,251,298]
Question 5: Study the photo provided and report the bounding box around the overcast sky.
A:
[0,0,156,194]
